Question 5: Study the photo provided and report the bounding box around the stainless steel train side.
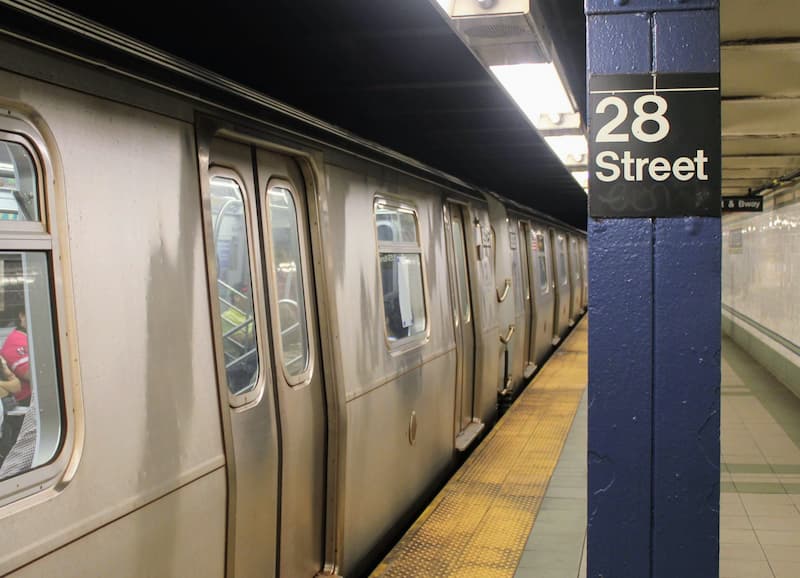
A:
[0,60,227,577]
[0,20,585,578]
[484,195,585,397]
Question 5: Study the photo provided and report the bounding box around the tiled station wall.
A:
[722,185,800,396]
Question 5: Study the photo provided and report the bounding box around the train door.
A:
[256,149,326,578]
[507,219,528,387]
[528,227,555,367]
[204,138,326,578]
[517,220,534,378]
[550,229,571,343]
[581,239,588,309]
[445,202,478,448]
[568,236,583,323]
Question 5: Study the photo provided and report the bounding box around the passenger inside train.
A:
[0,141,62,482]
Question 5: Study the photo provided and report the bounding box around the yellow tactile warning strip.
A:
[371,318,588,578]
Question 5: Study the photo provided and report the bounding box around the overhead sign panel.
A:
[588,73,721,218]
[721,196,763,212]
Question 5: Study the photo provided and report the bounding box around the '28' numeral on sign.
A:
[595,95,670,143]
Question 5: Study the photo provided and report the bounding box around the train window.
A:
[451,219,471,322]
[209,176,260,396]
[557,236,568,286]
[0,140,39,222]
[0,252,62,481]
[509,228,524,311]
[377,209,417,243]
[267,186,309,377]
[536,233,549,293]
[489,225,497,280]
[375,201,427,343]
[582,243,588,281]
[0,124,75,504]
[570,238,580,281]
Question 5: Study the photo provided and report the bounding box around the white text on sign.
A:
[595,150,709,183]
[593,94,709,186]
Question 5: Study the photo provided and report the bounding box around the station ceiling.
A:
[8,1,796,224]
[46,0,589,229]
[721,0,800,198]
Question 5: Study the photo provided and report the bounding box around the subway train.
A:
[0,5,586,578]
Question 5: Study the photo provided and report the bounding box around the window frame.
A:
[206,166,270,408]
[0,116,79,508]
[535,231,550,294]
[373,196,430,352]
[0,130,47,234]
[262,178,315,386]
[557,234,569,287]
[570,237,581,282]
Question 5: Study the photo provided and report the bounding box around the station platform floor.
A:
[370,320,800,578]
[719,337,800,578]
[371,318,588,578]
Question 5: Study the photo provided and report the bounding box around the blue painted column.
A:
[586,2,720,578]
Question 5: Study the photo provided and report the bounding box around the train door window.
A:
[489,225,497,282]
[266,185,310,378]
[582,242,588,281]
[535,232,549,293]
[509,227,524,311]
[209,175,260,397]
[0,135,63,484]
[557,236,568,286]
[375,200,427,343]
[451,217,470,322]
[570,238,581,282]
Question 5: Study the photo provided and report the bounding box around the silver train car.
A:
[0,6,586,578]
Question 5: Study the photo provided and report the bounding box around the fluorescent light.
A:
[571,170,589,191]
[434,0,452,12]
[489,63,575,127]
[544,135,587,167]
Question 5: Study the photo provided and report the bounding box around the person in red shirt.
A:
[0,307,30,407]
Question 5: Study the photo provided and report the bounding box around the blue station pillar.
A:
[586,1,721,577]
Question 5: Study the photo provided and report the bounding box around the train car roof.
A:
[0,0,587,231]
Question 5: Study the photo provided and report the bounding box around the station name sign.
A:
[589,73,721,218]
[722,196,763,212]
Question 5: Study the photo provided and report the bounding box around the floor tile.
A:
[731,473,781,484]
[720,528,760,545]
[762,544,800,562]
[719,559,775,578]
[721,481,739,493]
[744,502,798,517]
[777,475,800,484]
[748,516,800,531]
[781,483,800,494]
[721,501,748,516]
[726,463,774,474]
[755,530,800,546]
[740,494,794,507]
[721,515,754,530]
[770,561,800,578]
[726,454,769,465]
[734,481,788,494]
[719,542,766,561]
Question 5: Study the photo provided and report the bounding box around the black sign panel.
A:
[589,73,720,218]
[721,196,763,212]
